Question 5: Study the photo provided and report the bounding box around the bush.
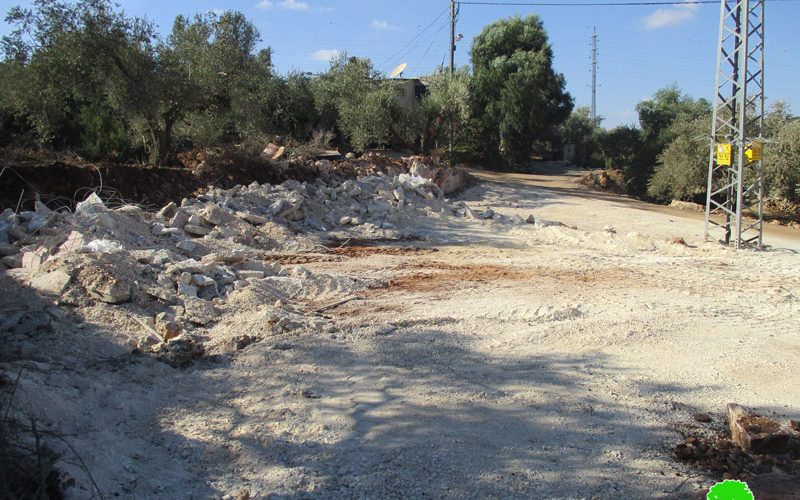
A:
[765,119,800,204]
[647,114,710,202]
[558,107,603,167]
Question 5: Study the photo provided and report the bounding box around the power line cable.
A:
[418,22,451,67]
[378,7,449,72]
[459,0,798,6]
[394,20,449,69]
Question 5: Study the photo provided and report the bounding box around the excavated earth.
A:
[2,161,800,499]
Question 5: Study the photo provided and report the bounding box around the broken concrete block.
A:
[200,205,237,226]
[30,270,72,296]
[239,261,267,273]
[0,244,19,257]
[169,211,190,230]
[143,285,176,303]
[22,247,48,271]
[155,312,181,341]
[1,254,22,269]
[156,202,178,220]
[59,231,86,254]
[183,298,218,325]
[7,223,29,242]
[177,283,198,298]
[86,276,131,304]
[75,192,106,216]
[236,270,264,280]
[176,240,197,253]
[410,159,435,179]
[235,211,269,225]
[184,224,211,237]
[209,252,246,264]
[727,403,795,454]
[191,274,216,288]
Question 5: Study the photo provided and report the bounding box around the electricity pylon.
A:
[704,0,766,248]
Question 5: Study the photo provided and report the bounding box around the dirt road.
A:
[6,166,799,498]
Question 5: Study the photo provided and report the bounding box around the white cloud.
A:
[280,0,310,11]
[257,0,315,11]
[370,20,401,31]
[642,3,700,30]
[311,49,340,62]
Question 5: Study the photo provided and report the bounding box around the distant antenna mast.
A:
[592,28,597,120]
[704,0,766,248]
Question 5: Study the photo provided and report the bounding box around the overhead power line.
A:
[378,7,449,72]
[459,0,797,5]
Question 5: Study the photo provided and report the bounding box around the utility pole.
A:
[450,0,456,74]
[704,0,766,248]
[448,0,456,158]
[590,28,598,120]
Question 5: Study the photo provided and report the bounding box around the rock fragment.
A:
[30,270,72,296]
[727,403,796,454]
[0,244,19,257]
[85,274,131,304]
[155,312,182,341]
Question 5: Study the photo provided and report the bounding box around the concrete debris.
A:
[0,243,19,256]
[84,273,132,304]
[183,298,218,325]
[21,248,48,271]
[1,254,22,269]
[178,283,198,298]
[59,231,87,254]
[30,269,72,296]
[155,312,182,341]
[154,337,205,368]
[2,153,516,375]
[727,403,799,455]
[669,200,705,212]
[225,334,258,353]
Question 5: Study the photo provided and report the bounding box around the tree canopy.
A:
[470,15,573,166]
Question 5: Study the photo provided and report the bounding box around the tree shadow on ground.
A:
[0,272,222,498]
[165,323,707,499]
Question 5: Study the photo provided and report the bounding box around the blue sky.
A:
[1,0,797,128]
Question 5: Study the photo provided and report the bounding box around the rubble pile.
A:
[673,404,800,490]
[0,156,507,368]
[580,169,627,194]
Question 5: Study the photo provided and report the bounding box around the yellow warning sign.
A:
[716,143,732,166]
[745,141,762,162]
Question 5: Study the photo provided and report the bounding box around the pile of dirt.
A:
[0,152,518,370]
[0,147,470,212]
[580,169,627,194]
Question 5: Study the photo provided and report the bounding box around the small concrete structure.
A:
[394,79,428,111]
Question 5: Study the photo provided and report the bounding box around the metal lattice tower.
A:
[704,0,766,248]
[591,29,597,119]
